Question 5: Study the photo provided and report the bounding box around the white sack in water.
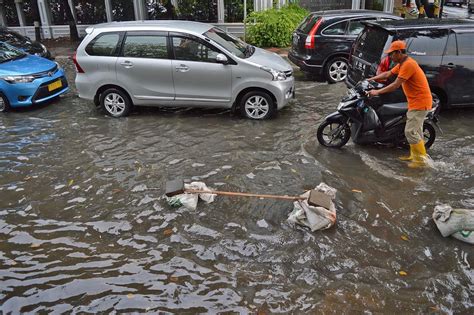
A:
[433,204,474,244]
[287,183,337,232]
[167,182,216,210]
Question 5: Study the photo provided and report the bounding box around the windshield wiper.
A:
[12,54,27,60]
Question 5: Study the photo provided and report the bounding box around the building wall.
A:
[298,0,353,12]
[0,0,397,39]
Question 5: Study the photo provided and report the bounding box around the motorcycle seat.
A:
[378,103,408,116]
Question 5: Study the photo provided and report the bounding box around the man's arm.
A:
[367,70,393,82]
[368,77,406,97]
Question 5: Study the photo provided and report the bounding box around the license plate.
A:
[355,60,366,71]
[47,80,62,92]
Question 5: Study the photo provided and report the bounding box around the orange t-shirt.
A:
[391,57,432,111]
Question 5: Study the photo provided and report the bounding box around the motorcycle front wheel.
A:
[317,121,351,148]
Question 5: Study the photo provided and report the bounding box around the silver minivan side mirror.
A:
[216,53,228,64]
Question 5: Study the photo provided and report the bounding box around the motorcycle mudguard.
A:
[324,112,348,124]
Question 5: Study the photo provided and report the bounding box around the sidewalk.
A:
[43,38,80,59]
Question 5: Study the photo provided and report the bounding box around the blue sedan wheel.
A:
[0,94,9,112]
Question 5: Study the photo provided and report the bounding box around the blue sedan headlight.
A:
[2,75,35,83]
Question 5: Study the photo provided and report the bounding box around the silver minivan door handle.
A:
[120,61,133,68]
[175,64,189,72]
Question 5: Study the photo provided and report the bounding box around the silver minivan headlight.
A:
[260,66,286,81]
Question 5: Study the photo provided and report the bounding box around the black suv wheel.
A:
[325,57,348,83]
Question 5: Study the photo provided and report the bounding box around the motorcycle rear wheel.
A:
[398,122,436,149]
[423,123,436,149]
[317,121,351,148]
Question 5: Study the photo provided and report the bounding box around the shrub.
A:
[245,4,309,48]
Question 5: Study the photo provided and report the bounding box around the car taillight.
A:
[72,52,85,73]
[305,18,322,50]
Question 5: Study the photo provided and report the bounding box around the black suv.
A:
[288,10,402,83]
[347,19,474,108]
[0,27,51,59]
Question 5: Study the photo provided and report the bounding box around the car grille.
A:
[31,65,59,79]
[284,70,293,78]
[32,77,68,103]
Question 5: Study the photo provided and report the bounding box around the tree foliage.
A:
[246,4,308,48]
[177,0,218,22]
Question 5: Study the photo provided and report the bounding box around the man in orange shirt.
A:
[367,40,432,167]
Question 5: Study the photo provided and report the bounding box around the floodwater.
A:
[1,60,473,313]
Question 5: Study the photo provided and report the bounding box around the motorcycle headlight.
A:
[260,66,286,81]
[2,75,35,84]
[337,100,355,110]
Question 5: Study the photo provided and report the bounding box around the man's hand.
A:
[367,89,380,98]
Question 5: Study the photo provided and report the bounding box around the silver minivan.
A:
[74,21,295,120]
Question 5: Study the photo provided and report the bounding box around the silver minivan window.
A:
[172,36,220,62]
[203,27,249,58]
[123,35,168,59]
[86,33,120,56]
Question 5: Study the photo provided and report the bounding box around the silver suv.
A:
[74,21,295,120]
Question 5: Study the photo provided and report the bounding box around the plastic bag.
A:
[167,181,216,210]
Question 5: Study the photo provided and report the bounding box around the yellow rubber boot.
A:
[408,141,427,168]
[419,5,425,17]
[433,6,440,18]
[399,144,415,161]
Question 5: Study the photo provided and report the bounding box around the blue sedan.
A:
[0,41,68,112]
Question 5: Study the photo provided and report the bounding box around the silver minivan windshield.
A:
[203,27,252,58]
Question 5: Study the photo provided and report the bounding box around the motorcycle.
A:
[317,80,441,148]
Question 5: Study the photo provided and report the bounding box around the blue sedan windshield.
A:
[0,42,26,63]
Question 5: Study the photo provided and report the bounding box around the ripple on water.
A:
[0,68,473,313]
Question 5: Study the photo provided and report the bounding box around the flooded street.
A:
[1,60,473,313]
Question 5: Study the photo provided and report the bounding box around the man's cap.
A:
[384,40,407,54]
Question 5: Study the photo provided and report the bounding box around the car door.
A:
[170,33,232,106]
[320,20,350,54]
[440,30,474,106]
[116,31,174,104]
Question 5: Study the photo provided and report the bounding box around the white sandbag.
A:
[186,182,216,203]
[433,204,474,244]
[166,181,216,210]
[287,183,337,232]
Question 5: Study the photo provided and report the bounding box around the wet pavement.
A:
[0,59,473,313]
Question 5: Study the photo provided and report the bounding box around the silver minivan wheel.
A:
[326,57,348,83]
[240,91,275,120]
[100,88,132,117]
[0,94,9,112]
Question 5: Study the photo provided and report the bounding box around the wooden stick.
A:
[184,189,306,201]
